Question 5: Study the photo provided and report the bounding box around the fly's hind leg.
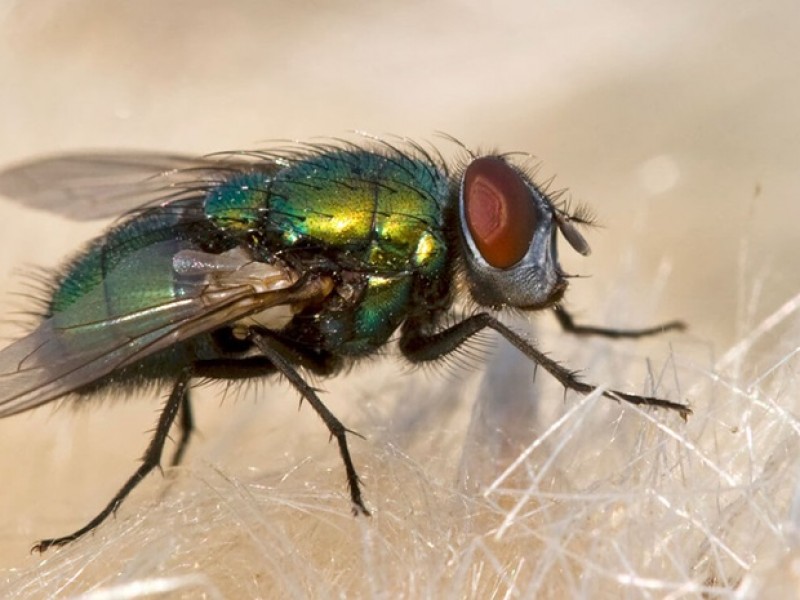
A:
[169,390,194,467]
[248,329,369,516]
[33,370,192,553]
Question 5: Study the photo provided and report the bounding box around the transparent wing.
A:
[0,151,273,220]
[0,247,331,417]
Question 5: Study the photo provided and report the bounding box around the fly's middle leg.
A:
[249,329,370,517]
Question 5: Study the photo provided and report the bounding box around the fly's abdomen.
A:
[48,203,209,355]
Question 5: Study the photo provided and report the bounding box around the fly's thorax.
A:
[314,270,366,313]
[203,149,451,280]
[204,171,270,232]
[289,271,415,356]
[199,147,458,357]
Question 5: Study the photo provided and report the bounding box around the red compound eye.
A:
[463,157,537,269]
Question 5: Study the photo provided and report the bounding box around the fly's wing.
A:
[0,246,332,418]
[0,151,278,220]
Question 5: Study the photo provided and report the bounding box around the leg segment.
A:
[169,390,194,467]
[553,305,686,339]
[400,313,690,418]
[33,370,192,553]
[249,330,369,516]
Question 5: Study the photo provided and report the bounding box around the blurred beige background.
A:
[0,0,798,596]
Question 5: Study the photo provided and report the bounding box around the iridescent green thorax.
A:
[205,149,450,277]
[206,148,454,355]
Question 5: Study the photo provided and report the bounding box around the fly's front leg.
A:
[553,305,686,339]
[33,370,193,553]
[249,330,369,516]
[400,313,690,418]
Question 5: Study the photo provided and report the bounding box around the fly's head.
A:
[458,156,592,310]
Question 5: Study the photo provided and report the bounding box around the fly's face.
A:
[458,156,591,309]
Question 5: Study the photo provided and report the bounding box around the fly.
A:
[0,137,688,552]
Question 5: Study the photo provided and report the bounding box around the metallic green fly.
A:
[0,137,688,551]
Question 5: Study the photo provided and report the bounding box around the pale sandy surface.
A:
[0,1,798,597]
